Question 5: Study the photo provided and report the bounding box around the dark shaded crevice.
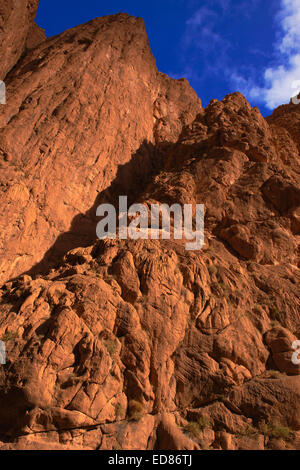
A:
[13,140,167,281]
[11,132,215,283]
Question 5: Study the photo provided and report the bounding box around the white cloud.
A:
[183,6,224,51]
[278,0,300,53]
[247,0,300,109]
[176,0,261,85]
[186,7,217,26]
[180,2,231,73]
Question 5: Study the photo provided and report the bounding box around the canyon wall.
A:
[0,1,299,450]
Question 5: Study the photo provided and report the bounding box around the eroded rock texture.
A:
[0,11,201,285]
[0,2,299,451]
[0,0,42,80]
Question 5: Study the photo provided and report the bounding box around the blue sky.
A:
[36,0,300,117]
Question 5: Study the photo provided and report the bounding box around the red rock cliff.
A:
[0,1,299,451]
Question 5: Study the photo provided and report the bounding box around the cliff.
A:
[0,1,299,450]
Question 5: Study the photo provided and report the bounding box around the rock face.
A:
[0,11,201,285]
[0,0,41,80]
[0,2,299,451]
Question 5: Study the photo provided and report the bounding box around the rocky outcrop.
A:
[0,2,299,451]
[0,0,40,80]
[0,12,201,285]
[26,22,46,50]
